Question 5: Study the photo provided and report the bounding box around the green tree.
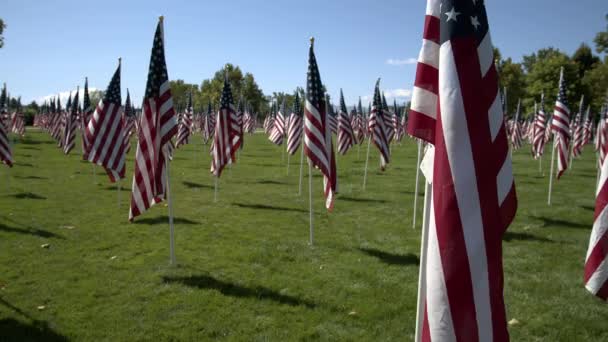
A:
[572,43,600,79]
[582,61,608,113]
[0,18,5,48]
[594,14,608,54]
[498,58,527,116]
[169,80,198,112]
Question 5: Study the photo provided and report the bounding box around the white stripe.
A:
[586,257,608,296]
[426,0,441,17]
[496,157,513,206]
[477,32,493,77]
[488,91,502,142]
[419,40,440,69]
[440,40,492,341]
[426,192,457,342]
[411,87,438,120]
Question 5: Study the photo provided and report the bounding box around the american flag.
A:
[85,61,126,183]
[585,149,608,300]
[327,99,338,135]
[582,106,592,146]
[410,1,517,340]
[82,77,94,159]
[510,99,522,150]
[243,107,255,134]
[0,86,12,167]
[393,100,404,143]
[211,74,235,177]
[286,92,303,155]
[551,67,571,179]
[263,112,274,135]
[533,94,547,158]
[269,100,285,145]
[304,38,336,211]
[129,17,178,221]
[369,79,390,170]
[63,88,79,155]
[355,98,365,144]
[572,96,585,158]
[337,89,354,155]
[176,90,193,148]
[51,97,64,145]
[122,89,136,155]
[234,98,245,150]
[382,94,395,143]
[595,105,606,167]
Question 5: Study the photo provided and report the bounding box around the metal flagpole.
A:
[117,179,121,208]
[362,135,372,191]
[308,162,314,246]
[166,161,176,266]
[414,180,433,342]
[412,140,423,229]
[287,151,290,176]
[548,139,557,205]
[214,176,219,202]
[298,144,304,196]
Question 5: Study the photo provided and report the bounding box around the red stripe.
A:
[407,110,436,144]
[584,230,608,283]
[423,15,440,44]
[414,63,439,95]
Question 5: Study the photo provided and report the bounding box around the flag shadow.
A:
[14,176,48,180]
[339,196,387,204]
[13,162,34,167]
[0,223,64,239]
[133,216,200,225]
[232,203,307,213]
[257,180,287,185]
[531,215,589,230]
[0,297,68,342]
[503,231,554,243]
[358,247,419,266]
[182,181,214,190]
[162,275,316,308]
[10,192,46,200]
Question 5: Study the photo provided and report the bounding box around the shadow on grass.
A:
[0,298,68,342]
[163,275,316,308]
[133,216,200,225]
[531,216,589,230]
[248,163,278,168]
[20,146,40,150]
[19,140,54,145]
[13,162,34,167]
[0,223,64,239]
[10,192,46,200]
[580,205,595,212]
[257,179,287,185]
[503,231,554,243]
[14,176,48,180]
[340,196,387,204]
[359,247,419,266]
[232,203,307,213]
[182,181,214,190]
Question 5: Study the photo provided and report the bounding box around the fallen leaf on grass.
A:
[40,244,50,249]
[348,311,357,316]
[110,256,117,260]
[508,318,520,326]
[37,305,46,310]
[60,225,75,230]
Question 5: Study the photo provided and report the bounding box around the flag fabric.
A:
[572,97,586,158]
[585,152,608,300]
[234,98,245,150]
[382,94,396,143]
[211,74,235,177]
[355,98,365,144]
[304,39,336,211]
[328,103,338,135]
[63,89,79,154]
[411,1,517,340]
[286,92,303,155]
[122,89,136,155]
[176,90,193,148]
[533,94,547,158]
[595,105,606,167]
[85,62,126,183]
[369,79,390,170]
[582,106,592,146]
[269,101,285,145]
[551,67,571,180]
[0,86,12,167]
[82,77,94,158]
[129,18,178,221]
[510,99,522,150]
[337,89,354,155]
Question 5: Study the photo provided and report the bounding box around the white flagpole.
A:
[298,144,304,196]
[414,180,432,342]
[539,154,542,174]
[214,176,219,202]
[362,136,372,191]
[308,162,314,246]
[548,139,557,205]
[412,140,423,229]
[117,179,121,208]
[287,151,291,176]
[165,161,176,266]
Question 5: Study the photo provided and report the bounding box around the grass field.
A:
[0,128,606,341]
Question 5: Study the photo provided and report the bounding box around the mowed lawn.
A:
[0,128,606,341]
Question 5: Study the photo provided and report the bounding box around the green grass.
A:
[0,128,606,341]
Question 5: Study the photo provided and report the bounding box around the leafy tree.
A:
[169,80,198,112]
[0,18,5,48]
[582,61,608,114]
[498,58,527,116]
[594,14,608,54]
[572,43,600,79]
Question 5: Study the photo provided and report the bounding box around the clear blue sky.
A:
[1,0,606,108]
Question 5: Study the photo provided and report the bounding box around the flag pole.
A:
[414,180,432,342]
[298,144,304,196]
[308,162,314,246]
[362,135,372,191]
[548,139,557,205]
[165,160,176,266]
[214,176,218,202]
[117,179,121,208]
[287,150,290,176]
[412,139,422,229]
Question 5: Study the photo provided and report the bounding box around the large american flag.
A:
[410,1,517,340]
[63,89,79,155]
[595,105,607,168]
[176,90,193,148]
[369,80,390,170]
[551,67,571,179]
[286,92,303,155]
[129,17,178,221]
[337,89,354,155]
[0,87,12,167]
[269,101,285,145]
[85,62,126,183]
[585,150,608,300]
[211,74,235,177]
[304,38,336,211]
[532,94,547,159]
